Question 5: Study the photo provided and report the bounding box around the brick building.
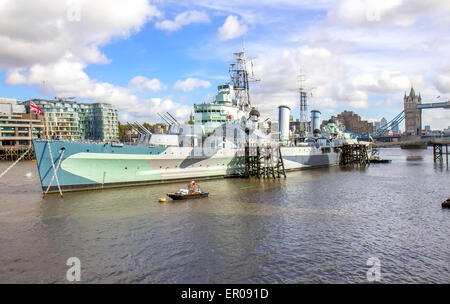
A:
[0,99,44,147]
[320,110,375,134]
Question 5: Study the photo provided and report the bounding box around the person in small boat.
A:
[187,181,201,194]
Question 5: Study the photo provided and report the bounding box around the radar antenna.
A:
[228,47,259,110]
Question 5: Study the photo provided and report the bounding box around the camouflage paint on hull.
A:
[281,146,340,170]
[33,140,245,193]
[33,140,340,193]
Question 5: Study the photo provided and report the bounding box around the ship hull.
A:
[281,146,340,170]
[33,140,341,193]
[33,140,244,193]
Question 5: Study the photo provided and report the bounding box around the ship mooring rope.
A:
[44,141,64,197]
[0,146,33,179]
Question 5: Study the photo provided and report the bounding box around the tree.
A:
[186,112,194,124]
[118,122,131,141]
[143,122,152,132]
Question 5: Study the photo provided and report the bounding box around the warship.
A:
[33,50,362,193]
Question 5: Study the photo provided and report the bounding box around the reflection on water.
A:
[0,147,449,283]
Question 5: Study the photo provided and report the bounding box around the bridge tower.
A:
[404,87,422,136]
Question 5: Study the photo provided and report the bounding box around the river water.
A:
[0,147,449,283]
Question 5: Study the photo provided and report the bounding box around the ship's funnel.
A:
[310,110,321,134]
[278,105,291,143]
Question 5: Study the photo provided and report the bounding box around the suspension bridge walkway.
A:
[345,99,449,142]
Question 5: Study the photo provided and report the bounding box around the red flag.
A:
[30,101,45,115]
[227,114,232,119]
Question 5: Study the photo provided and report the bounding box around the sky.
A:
[0,0,449,130]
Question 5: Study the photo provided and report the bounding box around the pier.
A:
[433,143,449,165]
[244,145,286,178]
[339,144,370,166]
[0,146,35,161]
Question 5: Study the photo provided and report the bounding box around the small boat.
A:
[442,198,450,209]
[401,142,427,149]
[369,155,391,163]
[167,181,209,200]
[406,155,423,161]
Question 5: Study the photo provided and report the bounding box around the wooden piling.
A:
[0,147,35,161]
[433,143,449,166]
[244,144,286,179]
[340,144,369,167]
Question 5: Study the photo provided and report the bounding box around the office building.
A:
[21,99,119,141]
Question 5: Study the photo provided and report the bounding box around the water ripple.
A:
[0,148,449,283]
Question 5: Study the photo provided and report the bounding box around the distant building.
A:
[424,125,431,132]
[443,126,450,135]
[122,123,169,143]
[404,87,422,136]
[320,110,375,134]
[392,123,400,134]
[89,103,119,140]
[375,117,400,134]
[21,99,119,141]
[0,98,25,114]
[0,99,44,147]
[124,128,139,144]
[150,123,169,134]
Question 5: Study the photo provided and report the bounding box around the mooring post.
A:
[445,144,448,167]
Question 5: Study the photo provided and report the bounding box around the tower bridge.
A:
[344,87,449,144]
[404,87,450,136]
[416,101,450,110]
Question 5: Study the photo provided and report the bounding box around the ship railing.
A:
[33,138,120,145]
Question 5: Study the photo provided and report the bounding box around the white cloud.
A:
[1,0,449,129]
[421,108,450,130]
[218,15,248,40]
[350,71,424,94]
[435,74,450,94]
[155,10,210,32]
[239,43,436,123]
[335,86,368,108]
[173,78,211,92]
[249,45,358,117]
[0,0,161,69]
[128,76,166,92]
[4,56,191,122]
[329,0,450,27]
[0,0,194,122]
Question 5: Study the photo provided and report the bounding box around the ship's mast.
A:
[298,73,309,133]
[229,46,258,110]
